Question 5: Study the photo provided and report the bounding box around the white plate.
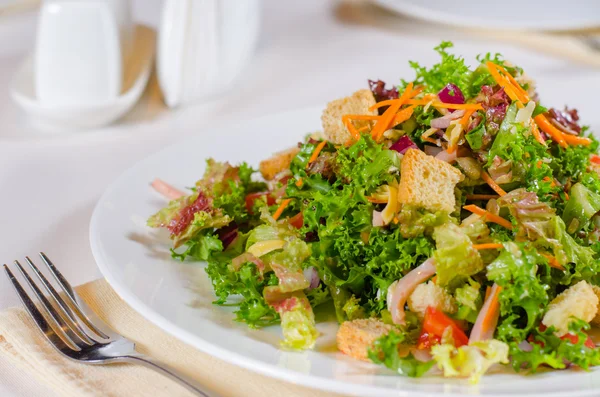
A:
[372,0,600,31]
[90,106,600,397]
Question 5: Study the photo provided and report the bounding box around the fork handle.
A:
[123,354,215,397]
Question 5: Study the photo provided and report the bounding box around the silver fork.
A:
[3,253,214,396]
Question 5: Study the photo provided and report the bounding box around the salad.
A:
[148,42,600,383]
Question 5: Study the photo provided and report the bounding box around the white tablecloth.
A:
[1,0,600,395]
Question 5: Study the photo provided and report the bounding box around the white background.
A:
[1,0,600,395]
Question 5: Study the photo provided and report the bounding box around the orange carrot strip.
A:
[368,85,424,112]
[484,286,492,300]
[273,198,291,221]
[561,133,592,146]
[531,123,546,146]
[534,115,567,148]
[481,285,502,337]
[473,243,504,250]
[295,178,303,188]
[463,204,513,230]
[342,116,361,142]
[371,83,414,141]
[391,105,415,126]
[481,171,507,196]
[541,253,565,271]
[422,137,439,145]
[486,62,529,104]
[466,194,500,200]
[460,109,476,127]
[306,140,328,169]
[343,114,381,121]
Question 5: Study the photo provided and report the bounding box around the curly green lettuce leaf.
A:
[433,223,483,287]
[269,292,318,350]
[509,320,600,372]
[454,278,483,323]
[431,340,509,384]
[487,242,549,342]
[562,182,600,234]
[397,206,450,238]
[368,329,434,378]
[342,295,366,320]
[171,232,223,261]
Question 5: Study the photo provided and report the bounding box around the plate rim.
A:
[90,105,600,397]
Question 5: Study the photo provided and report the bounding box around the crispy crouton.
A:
[408,281,457,318]
[321,89,377,144]
[542,281,598,336]
[337,318,393,361]
[398,149,464,213]
[591,285,600,326]
[259,147,300,181]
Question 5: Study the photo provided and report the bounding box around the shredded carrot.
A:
[473,243,504,250]
[306,140,328,169]
[484,286,492,300]
[343,114,380,121]
[592,155,600,165]
[486,62,529,104]
[342,116,361,142]
[295,178,303,188]
[460,109,476,127]
[481,285,502,336]
[534,115,567,148]
[391,105,415,127]
[272,199,291,221]
[405,99,483,111]
[368,85,424,112]
[542,176,557,187]
[531,123,546,146]
[422,137,439,145]
[564,191,570,200]
[561,133,592,146]
[393,216,399,224]
[463,204,513,230]
[356,125,370,133]
[481,171,507,196]
[371,83,415,141]
[541,253,565,271]
[431,275,438,284]
[466,194,500,201]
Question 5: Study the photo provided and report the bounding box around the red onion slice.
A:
[438,83,465,110]
[372,210,384,227]
[430,110,465,129]
[303,267,320,290]
[390,135,418,154]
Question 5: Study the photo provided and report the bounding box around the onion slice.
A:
[387,258,436,325]
[151,178,185,200]
[469,283,501,343]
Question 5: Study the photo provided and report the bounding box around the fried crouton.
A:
[259,147,300,181]
[542,281,598,336]
[398,149,464,213]
[591,285,600,326]
[337,318,393,361]
[407,281,457,319]
[321,89,377,144]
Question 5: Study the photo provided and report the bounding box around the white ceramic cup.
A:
[35,0,132,106]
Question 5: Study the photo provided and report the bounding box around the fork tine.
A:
[13,260,84,351]
[24,256,96,345]
[39,252,114,340]
[3,264,75,353]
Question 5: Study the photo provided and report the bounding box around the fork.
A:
[3,253,213,396]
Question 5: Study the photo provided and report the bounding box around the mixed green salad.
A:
[148,42,600,383]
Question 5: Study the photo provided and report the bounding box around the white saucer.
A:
[10,25,155,131]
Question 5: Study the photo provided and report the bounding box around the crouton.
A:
[321,89,377,144]
[542,281,598,336]
[591,285,600,326]
[259,147,300,181]
[337,318,393,361]
[398,149,464,213]
[407,281,457,318]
